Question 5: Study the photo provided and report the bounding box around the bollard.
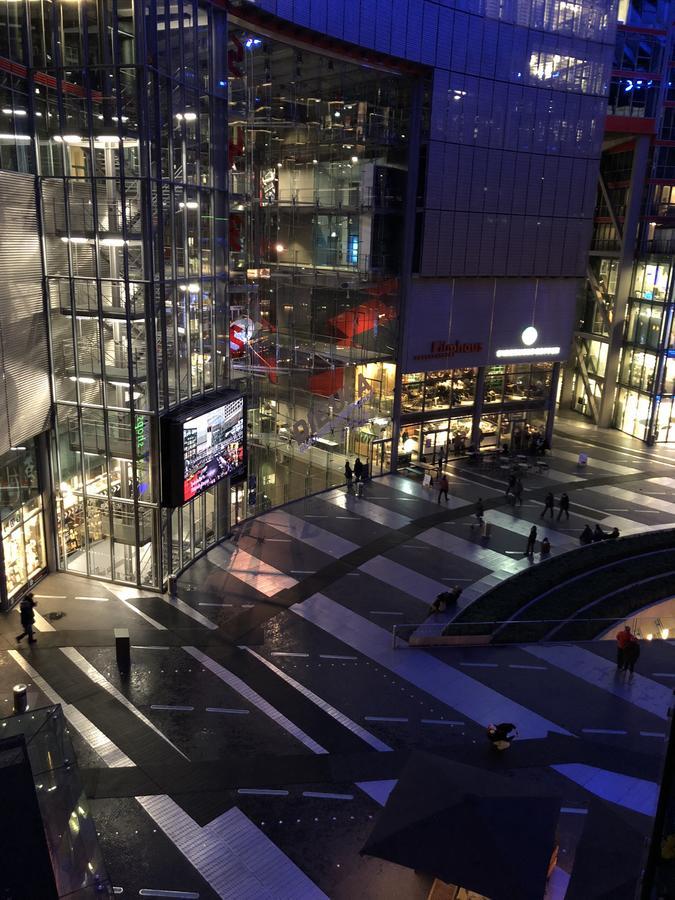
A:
[13,683,28,715]
[114,627,130,674]
[168,574,178,598]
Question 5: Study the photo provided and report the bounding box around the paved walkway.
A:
[1,425,675,898]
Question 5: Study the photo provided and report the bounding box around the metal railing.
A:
[392,614,675,649]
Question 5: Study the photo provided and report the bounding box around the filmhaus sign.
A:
[413,340,483,362]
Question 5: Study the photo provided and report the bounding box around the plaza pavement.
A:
[1,420,674,898]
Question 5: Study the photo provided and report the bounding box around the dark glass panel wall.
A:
[227,27,412,515]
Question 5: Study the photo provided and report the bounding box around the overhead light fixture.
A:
[94,135,121,144]
[521,326,538,346]
[100,237,126,247]
[275,243,285,253]
[351,155,358,163]
[61,236,89,244]
[0,134,30,142]
[187,283,199,292]
[179,201,199,209]
[69,376,96,384]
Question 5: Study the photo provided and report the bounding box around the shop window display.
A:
[0,444,47,605]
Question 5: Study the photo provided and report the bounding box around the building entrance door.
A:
[369,438,391,476]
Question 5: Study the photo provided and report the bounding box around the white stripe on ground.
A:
[322,487,412,528]
[417,526,525,574]
[209,544,298,596]
[589,483,675,518]
[31,609,56,633]
[60,647,189,760]
[355,780,398,806]
[103,585,167,629]
[205,707,250,715]
[421,719,465,726]
[551,448,641,475]
[158,593,218,630]
[291,594,569,739]
[140,797,327,900]
[13,651,318,899]
[257,508,358,557]
[8,651,133,768]
[581,728,627,735]
[551,763,658,816]
[359,555,454,606]
[241,647,392,752]
[184,646,327,755]
[302,791,354,800]
[523,645,672,720]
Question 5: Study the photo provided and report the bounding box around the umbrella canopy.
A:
[361,752,560,900]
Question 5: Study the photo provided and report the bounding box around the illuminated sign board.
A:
[161,391,246,507]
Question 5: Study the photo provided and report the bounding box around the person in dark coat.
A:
[622,634,640,678]
[557,492,570,520]
[580,524,594,545]
[593,524,606,542]
[353,457,363,482]
[475,498,484,526]
[541,491,554,518]
[16,592,37,644]
[438,474,449,504]
[526,525,537,557]
[344,460,353,490]
[513,478,523,506]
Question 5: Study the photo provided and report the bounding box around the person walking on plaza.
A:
[616,625,633,670]
[505,473,516,498]
[16,592,37,644]
[526,525,537,557]
[541,491,554,519]
[353,457,363,483]
[475,498,485,527]
[513,477,523,507]
[557,492,570,521]
[344,460,353,491]
[438,474,449,504]
[622,633,641,679]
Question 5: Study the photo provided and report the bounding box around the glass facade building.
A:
[566,0,675,444]
[0,0,616,601]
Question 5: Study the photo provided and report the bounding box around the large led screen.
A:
[183,396,245,502]
[161,391,246,507]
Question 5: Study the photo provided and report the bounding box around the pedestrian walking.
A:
[344,460,353,491]
[616,625,633,670]
[475,498,484,526]
[540,536,551,557]
[16,592,37,644]
[437,474,449,504]
[526,525,537,557]
[353,457,363,482]
[541,491,554,519]
[557,492,570,521]
[505,473,516,497]
[622,634,640,679]
[513,478,523,507]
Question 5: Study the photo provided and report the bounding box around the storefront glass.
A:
[0,444,46,605]
[227,26,413,512]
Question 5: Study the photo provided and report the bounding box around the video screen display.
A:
[182,395,245,503]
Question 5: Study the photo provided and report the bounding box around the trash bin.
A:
[578,452,588,467]
[114,628,130,674]
[13,683,28,715]
[167,574,178,597]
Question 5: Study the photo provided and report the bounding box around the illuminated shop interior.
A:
[399,364,553,463]
[226,24,412,517]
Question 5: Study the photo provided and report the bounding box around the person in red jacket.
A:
[616,625,633,670]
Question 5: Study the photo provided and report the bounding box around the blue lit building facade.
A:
[0,0,616,600]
